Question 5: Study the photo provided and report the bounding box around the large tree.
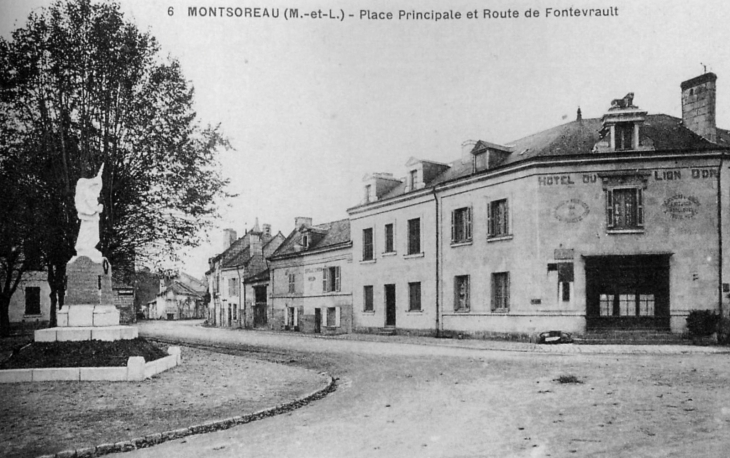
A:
[0,0,230,333]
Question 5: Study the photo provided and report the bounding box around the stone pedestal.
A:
[34,256,137,342]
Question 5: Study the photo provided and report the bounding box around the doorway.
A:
[585,255,670,330]
[253,285,268,327]
[385,284,396,327]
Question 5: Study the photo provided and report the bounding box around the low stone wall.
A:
[0,347,181,383]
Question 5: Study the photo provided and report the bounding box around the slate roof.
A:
[272,219,351,258]
[165,281,204,298]
[374,114,726,202]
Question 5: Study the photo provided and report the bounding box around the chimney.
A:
[681,72,717,143]
[263,224,271,237]
[295,217,313,229]
[461,140,477,165]
[222,228,237,251]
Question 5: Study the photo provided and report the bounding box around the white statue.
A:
[74,164,104,263]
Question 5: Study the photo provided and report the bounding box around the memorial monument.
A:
[35,165,138,342]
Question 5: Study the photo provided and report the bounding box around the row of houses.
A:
[206,72,730,339]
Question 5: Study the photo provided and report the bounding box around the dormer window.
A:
[364,184,372,203]
[474,151,487,172]
[614,123,635,150]
[302,234,309,249]
[409,169,418,191]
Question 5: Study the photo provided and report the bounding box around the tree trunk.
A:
[0,295,11,338]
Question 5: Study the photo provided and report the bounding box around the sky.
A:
[3,0,730,278]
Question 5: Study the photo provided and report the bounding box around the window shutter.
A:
[504,200,510,234]
[606,190,614,228]
[637,188,644,227]
[505,273,510,310]
[466,276,470,308]
[285,307,290,326]
[323,268,328,292]
[487,201,494,236]
[335,307,341,327]
[335,267,341,292]
[451,210,456,243]
[466,207,472,240]
[321,308,327,327]
[294,307,299,327]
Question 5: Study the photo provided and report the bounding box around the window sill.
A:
[453,309,471,313]
[607,228,644,235]
[24,314,42,318]
[362,310,375,315]
[360,259,377,264]
[404,252,425,259]
[406,309,423,314]
[382,251,398,257]
[450,240,473,248]
[492,308,510,314]
[487,235,513,243]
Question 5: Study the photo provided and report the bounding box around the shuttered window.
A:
[492,272,510,312]
[451,207,472,243]
[487,199,509,237]
[606,188,643,230]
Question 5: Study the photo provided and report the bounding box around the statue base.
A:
[33,255,137,342]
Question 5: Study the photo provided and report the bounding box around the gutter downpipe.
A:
[433,187,441,337]
[236,265,244,329]
[718,155,724,324]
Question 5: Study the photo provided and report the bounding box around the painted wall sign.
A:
[554,248,575,260]
[553,199,590,223]
[662,194,700,219]
[538,169,717,186]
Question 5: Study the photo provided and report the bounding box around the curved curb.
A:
[38,371,336,458]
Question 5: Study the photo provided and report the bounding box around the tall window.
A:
[323,266,341,292]
[492,272,510,312]
[407,218,421,255]
[488,199,509,237]
[362,228,374,261]
[614,123,634,150]
[364,184,372,203]
[607,188,643,230]
[474,151,487,172]
[363,285,374,312]
[24,287,41,315]
[384,223,395,253]
[454,275,470,312]
[408,282,421,312]
[409,169,418,190]
[451,207,472,243]
[288,273,295,293]
[228,278,238,297]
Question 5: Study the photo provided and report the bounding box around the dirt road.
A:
[114,321,730,458]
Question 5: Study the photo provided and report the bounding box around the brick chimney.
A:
[681,72,717,143]
[222,228,237,251]
[295,217,313,229]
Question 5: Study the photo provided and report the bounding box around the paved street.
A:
[121,321,730,458]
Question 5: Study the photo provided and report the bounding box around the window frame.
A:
[451,206,473,244]
[487,198,510,239]
[491,272,510,313]
[288,273,296,293]
[454,275,470,312]
[363,285,374,312]
[322,266,341,293]
[384,223,395,254]
[24,286,41,316]
[408,282,422,312]
[362,227,374,261]
[606,187,644,231]
[407,218,421,255]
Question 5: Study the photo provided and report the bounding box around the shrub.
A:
[686,310,720,336]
